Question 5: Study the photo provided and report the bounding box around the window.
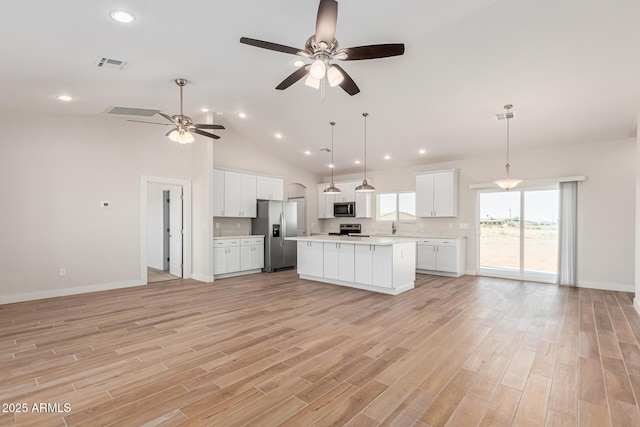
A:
[377,192,416,222]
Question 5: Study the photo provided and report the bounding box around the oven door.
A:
[334,202,355,217]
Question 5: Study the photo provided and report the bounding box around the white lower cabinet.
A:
[354,244,393,288]
[214,236,264,277]
[213,239,241,275]
[323,242,355,282]
[416,238,465,276]
[240,238,264,271]
[298,241,324,277]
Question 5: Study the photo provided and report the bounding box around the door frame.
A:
[140,176,192,283]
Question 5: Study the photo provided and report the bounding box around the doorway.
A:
[141,176,192,284]
[287,182,307,236]
[478,186,559,283]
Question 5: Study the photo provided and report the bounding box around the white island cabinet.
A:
[287,235,416,295]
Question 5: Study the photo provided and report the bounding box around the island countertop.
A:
[286,235,417,246]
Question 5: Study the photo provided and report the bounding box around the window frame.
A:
[376,191,416,223]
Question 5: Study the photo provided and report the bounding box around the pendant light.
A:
[323,121,342,194]
[355,112,375,192]
[494,104,522,191]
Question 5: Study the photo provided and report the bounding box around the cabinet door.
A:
[323,243,340,280]
[223,171,242,217]
[436,245,457,272]
[298,241,324,277]
[227,246,241,273]
[213,247,227,275]
[354,244,373,285]
[271,178,284,201]
[212,169,224,217]
[240,245,252,271]
[417,245,437,270]
[253,244,264,269]
[355,192,372,218]
[416,173,435,217]
[241,173,257,217]
[338,243,355,282]
[336,181,356,203]
[372,245,393,288]
[317,184,328,218]
[433,171,457,217]
[256,176,271,200]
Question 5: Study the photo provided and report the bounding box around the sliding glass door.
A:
[479,187,559,283]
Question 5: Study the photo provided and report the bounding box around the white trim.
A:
[465,269,478,276]
[213,269,262,280]
[191,273,215,283]
[140,176,192,284]
[577,281,634,293]
[0,279,145,305]
[416,168,458,176]
[469,175,586,189]
[634,298,640,316]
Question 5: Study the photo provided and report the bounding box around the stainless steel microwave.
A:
[334,202,355,217]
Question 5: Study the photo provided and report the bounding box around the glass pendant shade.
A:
[355,112,375,193]
[495,104,521,191]
[327,65,344,87]
[168,128,194,144]
[309,59,327,79]
[323,121,341,195]
[304,74,321,89]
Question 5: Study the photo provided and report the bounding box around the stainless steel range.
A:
[328,224,363,236]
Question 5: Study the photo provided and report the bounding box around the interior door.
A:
[168,185,183,277]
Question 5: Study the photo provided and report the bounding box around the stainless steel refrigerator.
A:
[252,200,297,272]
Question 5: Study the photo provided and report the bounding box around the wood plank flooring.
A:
[1,271,640,426]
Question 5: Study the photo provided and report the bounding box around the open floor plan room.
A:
[2,271,640,426]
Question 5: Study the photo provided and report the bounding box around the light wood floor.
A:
[147,267,181,284]
[2,272,640,426]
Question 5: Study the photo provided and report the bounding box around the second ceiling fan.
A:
[240,0,405,96]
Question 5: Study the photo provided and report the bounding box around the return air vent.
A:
[495,111,514,121]
[96,57,128,71]
[106,106,161,117]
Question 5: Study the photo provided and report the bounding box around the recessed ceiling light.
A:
[354,160,361,164]
[275,133,282,139]
[57,95,73,102]
[200,108,209,113]
[238,112,247,119]
[110,10,136,23]
[384,155,391,160]
[293,60,305,67]
[419,149,426,154]
[304,150,311,155]
[215,111,224,116]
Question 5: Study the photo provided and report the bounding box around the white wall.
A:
[146,182,164,270]
[636,118,640,313]
[0,111,194,302]
[328,137,636,292]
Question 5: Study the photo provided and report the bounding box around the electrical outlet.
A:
[459,223,470,229]
[59,268,66,277]
[215,222,220,229]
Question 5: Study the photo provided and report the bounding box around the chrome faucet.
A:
[392,221,397,234]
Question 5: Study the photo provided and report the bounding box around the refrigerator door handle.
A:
[280,212,285,247]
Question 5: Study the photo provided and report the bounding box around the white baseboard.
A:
[0,279,146,305]
[577,281,635,293]
[634,298,640,316]
[465,269,477,276]
[191,273,214,283]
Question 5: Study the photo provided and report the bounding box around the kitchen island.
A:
[286,235,417,295]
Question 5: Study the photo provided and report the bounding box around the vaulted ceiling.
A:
[2,0,639,175]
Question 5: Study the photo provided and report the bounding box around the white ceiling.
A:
[2,0,639,175]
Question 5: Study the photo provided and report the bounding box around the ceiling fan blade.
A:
[195,124,225,130]
[127,119,173,126]
[240,37,303,56]
[157,112,176,123]
[193,128,221,140]
[331,64,360,96]
[315,0,338,45]
[276,65,311,90]
[341,44,405,61]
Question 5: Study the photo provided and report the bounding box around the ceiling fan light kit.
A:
[239,0,405,96]
[128,78,225,143]
[355,113,376,193]
[494,104,522,191]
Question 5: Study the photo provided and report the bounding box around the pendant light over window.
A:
[355,112,375,192]
[494,104,522,191]
[323,121,342,195]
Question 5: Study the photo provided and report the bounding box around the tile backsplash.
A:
[213,217,253,237]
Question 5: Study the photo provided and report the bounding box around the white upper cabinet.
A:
[334,181,356,203]
[256,176,284,201]
[317,183,335,219]
[212,169,225,217]
[416,170,458,217]
[317,179,373,219]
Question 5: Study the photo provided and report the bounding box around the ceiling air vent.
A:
[96,57,128,71]
[106,106,161,117]
[495,111,514,121]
